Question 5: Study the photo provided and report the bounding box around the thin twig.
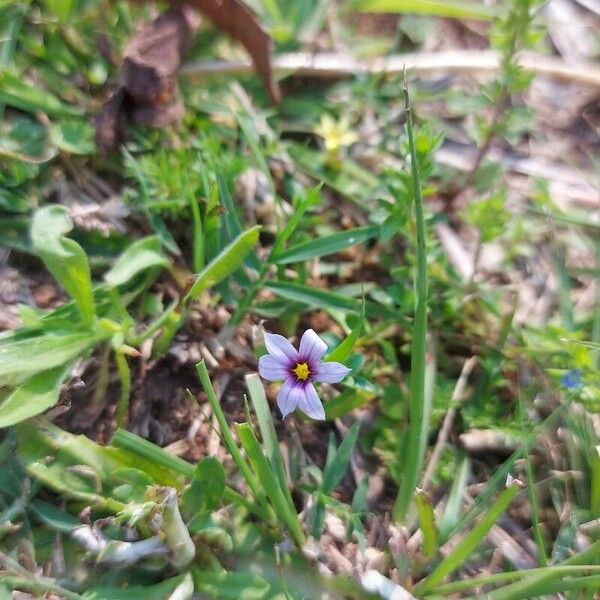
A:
[180,50,600,87]
[421,356,479,491]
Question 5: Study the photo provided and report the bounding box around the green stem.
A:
[393,75,429,522]
[115,349,132,428]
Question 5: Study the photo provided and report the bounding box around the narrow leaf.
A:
[271,225,379,264]
[322,421,360,494]
[347,0,496,21]
[185,226,261,303]
[414,490,438,558]
[416,483,520,592]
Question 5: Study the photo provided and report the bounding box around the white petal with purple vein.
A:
[298,383,325,420]
[315,361,351,383]
[299,329,328,362]
[277,380,301,418]
[258,355,289,381]
[264,332,298,360]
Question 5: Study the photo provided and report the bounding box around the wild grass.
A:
[1,0,599,598]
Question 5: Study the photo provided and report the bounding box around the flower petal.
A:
[258,355,289,381]
[297,383,325,420]
[314,362,351,384]
[299,329,328,363]
[277,380,302,419]
[264,332,298,360]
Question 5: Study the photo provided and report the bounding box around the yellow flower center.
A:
[292,362,310,381]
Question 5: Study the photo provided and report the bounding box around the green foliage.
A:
[464,189,510,243]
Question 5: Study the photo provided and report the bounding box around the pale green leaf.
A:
[0,364,71,427]
[31,205,95,327]
[104,236,168,287]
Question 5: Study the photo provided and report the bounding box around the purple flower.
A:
[258,329,351,420]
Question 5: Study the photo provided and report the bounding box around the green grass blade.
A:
[195,362,269,512]
[265,281,397,318]
[347,0,496,21]
[416,483,520,593]
[428,565,600,596]
[236,422,305,545]
[414,490,438,558]
[485,537,600,600]
[271,225,379,264]
[393,77,429,522]
[245,373,293,506]
[438,456,469,541]
[327,303,365,364]
[184,226,261,303]
[321,422,360,495]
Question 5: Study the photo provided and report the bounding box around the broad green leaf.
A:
[265,281,396,319]
[31,205,95,327]
[0,332,100,379]
[347,0,496,20]
[0,69,83,117]
[182,457,226,515]
[0,364,70,427]
[416,484,520,593]
[29,499,80,532]
[185,226,261,303]
[104,236,168,287]
[321,421,360,494]
[272,225,379,264]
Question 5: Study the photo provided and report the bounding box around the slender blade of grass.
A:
[393,76,430,522]
[416,483,520,593]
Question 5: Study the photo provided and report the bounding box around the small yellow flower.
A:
[314,114,358,168]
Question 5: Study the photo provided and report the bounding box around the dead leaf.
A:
[188,0,281,104]
[96,1,279,152]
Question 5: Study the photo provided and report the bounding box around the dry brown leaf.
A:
[95,1,279,152]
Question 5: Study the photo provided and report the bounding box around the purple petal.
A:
[258,355,289,381]
[264,332,298,360]
[314,362,351,384]
[297,383,325,420]
[277,380,302,418]
[299,329,328,363]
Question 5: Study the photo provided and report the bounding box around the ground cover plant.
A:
[1,0,600,598]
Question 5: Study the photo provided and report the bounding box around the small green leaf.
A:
[50,119,95,155]
[184,226,261,303]
[414,490,438,558]
[104,236,168,287]
[31,205,95,327]
[182,457,225,515]
[272,225,379,264]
